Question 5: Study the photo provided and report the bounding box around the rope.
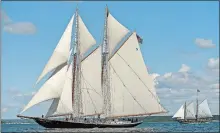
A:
[116,53,163,106]
[109,63,148,113]
[81,73,99,114]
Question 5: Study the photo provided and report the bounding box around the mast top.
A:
[105,5,109,17]
[75,4,79,14]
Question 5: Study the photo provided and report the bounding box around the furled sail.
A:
[81,47,103,116]
[36,15,75,84]
[78,15,96,55]
[108,32,166,118]
[20,65,68,114]
[107,12,130,56]
[172,105,184,119]
[185,102,196,119]
[197,99,213,118]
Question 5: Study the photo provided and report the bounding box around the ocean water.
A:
[2,119,219,132]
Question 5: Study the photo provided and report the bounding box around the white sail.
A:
[20,65,68,114]
[107,12,130,55]
[54,62,74,115]
[81,47,103,116]
[172,105,184,119]
[198,99,213,118]
[109,32,166,117]
[185,102,196,119]
[45,98,60,117]
[36,15,75,84]
[78,15,96,55]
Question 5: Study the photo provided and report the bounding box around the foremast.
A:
[101,6,111,118]
[72,7,83,118]
[195,89,199,121]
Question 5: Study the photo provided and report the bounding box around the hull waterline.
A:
[17,115,142,128]
[175,118,212,124]
[35,118,142,128]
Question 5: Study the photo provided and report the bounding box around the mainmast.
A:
[101,5,111,117]
[72,7,83,118]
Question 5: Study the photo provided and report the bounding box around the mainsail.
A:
[197,99,213,118]
[108,32,166,117]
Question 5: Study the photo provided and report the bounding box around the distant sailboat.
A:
[17,6,166,128]
[172,90,212,124]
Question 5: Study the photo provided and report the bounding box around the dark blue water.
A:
[2,119,219,132]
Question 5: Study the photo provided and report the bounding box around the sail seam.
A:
[109,63,149,114]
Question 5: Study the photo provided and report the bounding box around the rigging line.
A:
[81,86,98,114]
[116,53,162,105]
[85,84,98,114]
[80,72,102,97]
[80,73,100,113]
[109,63,148,114]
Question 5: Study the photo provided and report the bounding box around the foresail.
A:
[36,14,74,84]
[107,12,130,56]
[78,15,96,55]
[53,62,74,115]
[198,99,213,118]
[172,105,184,119]
[20,65,68,114]
[46,98,59,117]
[108,32,166,118]
[185,102,196,119]
[81,47,103,116]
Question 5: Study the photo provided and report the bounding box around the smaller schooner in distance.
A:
[172,90,213,124]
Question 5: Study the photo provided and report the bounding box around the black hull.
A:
[34,118,142,128]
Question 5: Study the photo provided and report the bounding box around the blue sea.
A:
[2,119,219,132]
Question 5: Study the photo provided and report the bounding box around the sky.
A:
[1,1,219,119]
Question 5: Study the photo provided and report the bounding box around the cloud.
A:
[1,10,36,35]
[207,57,219,70]
[178,64,190,73]
[153,60,219,115]
[195,38,215,48]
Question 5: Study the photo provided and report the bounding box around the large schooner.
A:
[17,6,167,128]
[172,90,213,124]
